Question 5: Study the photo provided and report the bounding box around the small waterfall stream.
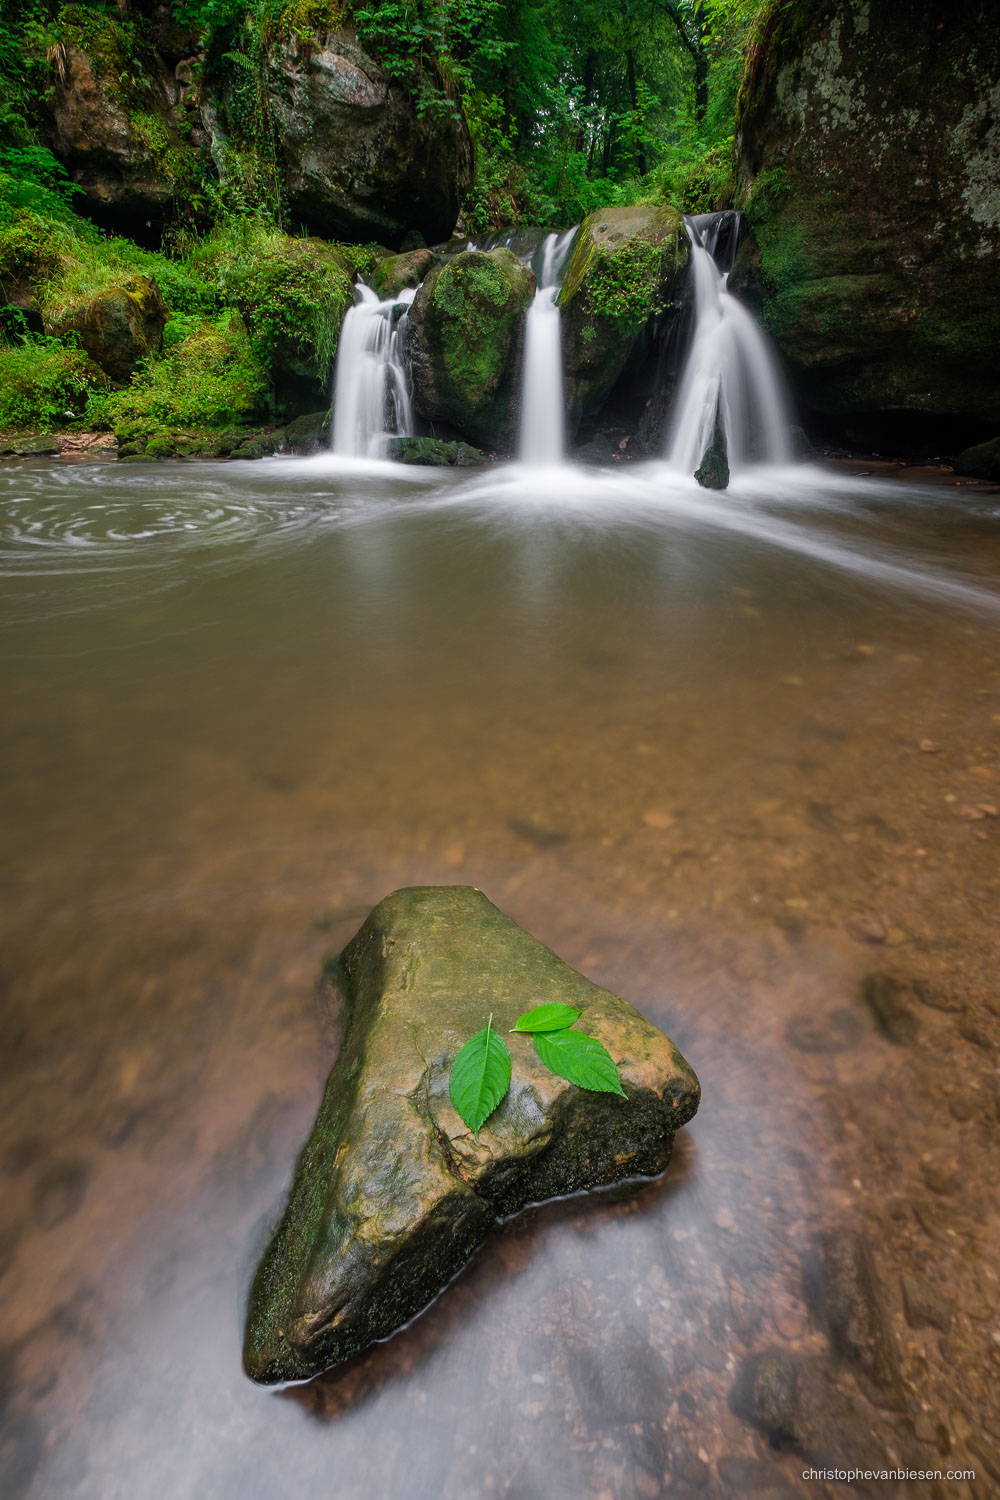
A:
[518,228,576,466]
[666,211,791,475]
[331,285,416,459]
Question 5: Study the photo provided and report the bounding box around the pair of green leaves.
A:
[449,1002,626,1138]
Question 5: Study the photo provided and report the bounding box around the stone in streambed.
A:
[243,886,699,1384]
[956,436,1000,481]
[695,414,730,490]
[384,436,484,467]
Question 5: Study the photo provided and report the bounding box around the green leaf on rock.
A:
[511,1003,583,1033]
[534,1029,626,1096]
[449,1014,512,1138]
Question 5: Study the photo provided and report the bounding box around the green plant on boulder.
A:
[558,204,688,434]
[0,340,108,430]
[91,311,268,436]
[187,222,354,410]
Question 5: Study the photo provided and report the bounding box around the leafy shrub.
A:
[186,219,352,382]
[0,340,107,429]
[90,312,268,431]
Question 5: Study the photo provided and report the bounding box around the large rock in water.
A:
[266,26,472,247]
[558,205,688,439]
[733,0,1000,449]
[408,250,536,451]
[244,886,699,1384]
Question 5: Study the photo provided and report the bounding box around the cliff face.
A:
[732,0,1000,447]
[40,6,471,250]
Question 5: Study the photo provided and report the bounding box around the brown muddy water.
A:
[1,456,999,1500]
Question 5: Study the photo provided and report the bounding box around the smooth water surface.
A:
[2,456,999,1500]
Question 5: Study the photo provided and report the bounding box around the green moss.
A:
[583,239,668,325]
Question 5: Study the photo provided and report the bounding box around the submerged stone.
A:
[243,886,699,1384]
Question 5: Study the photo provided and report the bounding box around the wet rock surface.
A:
[244,886,699,1383]
[695,415,730,491]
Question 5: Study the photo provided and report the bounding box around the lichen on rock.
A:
[733,0,1000,443]
[243,886,699,1384]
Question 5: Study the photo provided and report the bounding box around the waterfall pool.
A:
[1,455,998,1498]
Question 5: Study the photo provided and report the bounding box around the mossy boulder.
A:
[558,205,688,437]
[372,248,438,301]
[409,249,535,450]
[384,435,484,466]
[733,0,1000,445]
[280,410,331,455]
[243,886,700,1384]
[46,275,168,383]
[265,25,473,247]
[956,436,1000,481]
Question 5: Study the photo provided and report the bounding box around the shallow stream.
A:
[1,456,999,1499]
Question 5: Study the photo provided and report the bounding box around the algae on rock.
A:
[243,886,699,1384]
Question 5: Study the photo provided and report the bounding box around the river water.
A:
[1,456,998,1500]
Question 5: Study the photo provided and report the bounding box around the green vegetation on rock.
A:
[409,248,534,450]
[0,341,107,430]
[559,204,687,431]
[91,312,268,435]
[244,886,699,1383]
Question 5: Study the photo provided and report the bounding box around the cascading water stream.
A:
[518,228,577,466]
[666,211,791,475]
[331,285,416,459]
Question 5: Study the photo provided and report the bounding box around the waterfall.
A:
[331,285,416,459]
[518,228,577,467]
[666,211,791,475]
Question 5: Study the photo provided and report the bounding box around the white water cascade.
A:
[666,211,791,475]
[331,285,416,458]
[518,228,576,466]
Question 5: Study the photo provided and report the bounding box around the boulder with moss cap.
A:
[558,204,688,437]
[408,249,536,451]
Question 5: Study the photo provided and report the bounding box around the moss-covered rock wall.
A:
[733,0,1000,447]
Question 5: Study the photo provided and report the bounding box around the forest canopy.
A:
[0,0,765,234]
